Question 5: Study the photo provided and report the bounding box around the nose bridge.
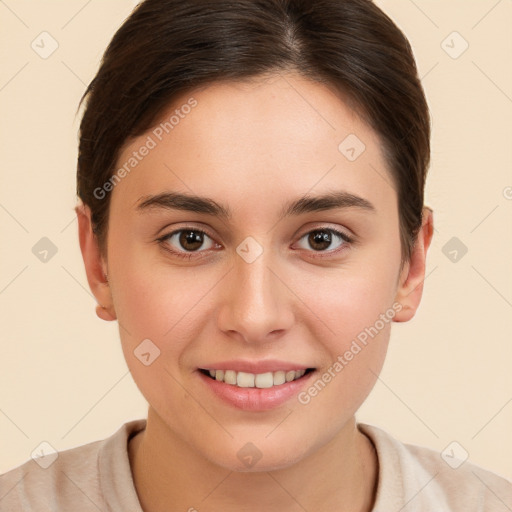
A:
[237,249,275,309]
[218,240,293,342]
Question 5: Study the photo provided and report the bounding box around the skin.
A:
[76,72,433,512]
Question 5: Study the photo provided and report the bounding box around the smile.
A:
[200,368,314,388]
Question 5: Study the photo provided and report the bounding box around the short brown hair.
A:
[77,0,430,265]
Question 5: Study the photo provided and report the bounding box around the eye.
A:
[157,228,219,260]
[157,225,354,261]
[295,227,353,256]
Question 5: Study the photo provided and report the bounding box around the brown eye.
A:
[307,231,333,251]
[296,228,353,254]
[179,230,205,251]
[159,228,218,258]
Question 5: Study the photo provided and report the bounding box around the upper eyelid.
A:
[159,226,217,242]
[159,223,350,238]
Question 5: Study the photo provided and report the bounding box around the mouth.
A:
[198,367,316,389]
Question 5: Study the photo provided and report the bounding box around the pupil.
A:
[310,231,331,251]
[180,230,203,251]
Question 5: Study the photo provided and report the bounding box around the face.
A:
[82,72,425,471]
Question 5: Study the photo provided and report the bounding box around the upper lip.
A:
[198,359,314,374]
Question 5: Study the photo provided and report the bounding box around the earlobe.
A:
[393,207,434,323]
[95,303,116,322]
[75,201,117,322]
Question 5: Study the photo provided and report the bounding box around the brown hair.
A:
[77,0,430,265]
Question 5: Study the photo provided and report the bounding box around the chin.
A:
[203,438,312,473]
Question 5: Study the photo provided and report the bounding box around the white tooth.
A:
[273,370,286,385]
[255,372,274,388]
[224,370,237,385]
[295,369,306,379]
[285,370,296,382]
[209,368,306,387]
[237,371,255,387]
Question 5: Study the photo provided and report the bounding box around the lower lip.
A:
[198,370,316,411]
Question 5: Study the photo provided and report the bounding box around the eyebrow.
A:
[136,190,376,220]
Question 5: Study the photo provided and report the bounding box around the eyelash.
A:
[156,226,354,260]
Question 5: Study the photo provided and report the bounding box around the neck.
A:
[129,407,378,512]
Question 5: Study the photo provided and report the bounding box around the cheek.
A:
[295,280,392,431]
[111,263,214,413]
[107,220,208,335]
[296,255,399,348]
[109,240,227,387]
[301,273,393,381]
[112,262,213,349]
[291,254,399,417]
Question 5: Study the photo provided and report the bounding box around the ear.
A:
[393,206,434,322]
[75,201,117,322]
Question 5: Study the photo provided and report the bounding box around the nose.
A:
[216,245,295,344]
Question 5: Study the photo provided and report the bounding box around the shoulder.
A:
[0,436,104,511]
[0,419,146,512]
[358,423,512,512]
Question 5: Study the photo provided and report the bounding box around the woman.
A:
[1,0,510,510]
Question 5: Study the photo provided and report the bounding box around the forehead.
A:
[112,73,396,218]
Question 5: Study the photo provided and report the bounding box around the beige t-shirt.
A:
[1,418,511,511]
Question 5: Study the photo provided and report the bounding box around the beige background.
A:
[1,0,511,481]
